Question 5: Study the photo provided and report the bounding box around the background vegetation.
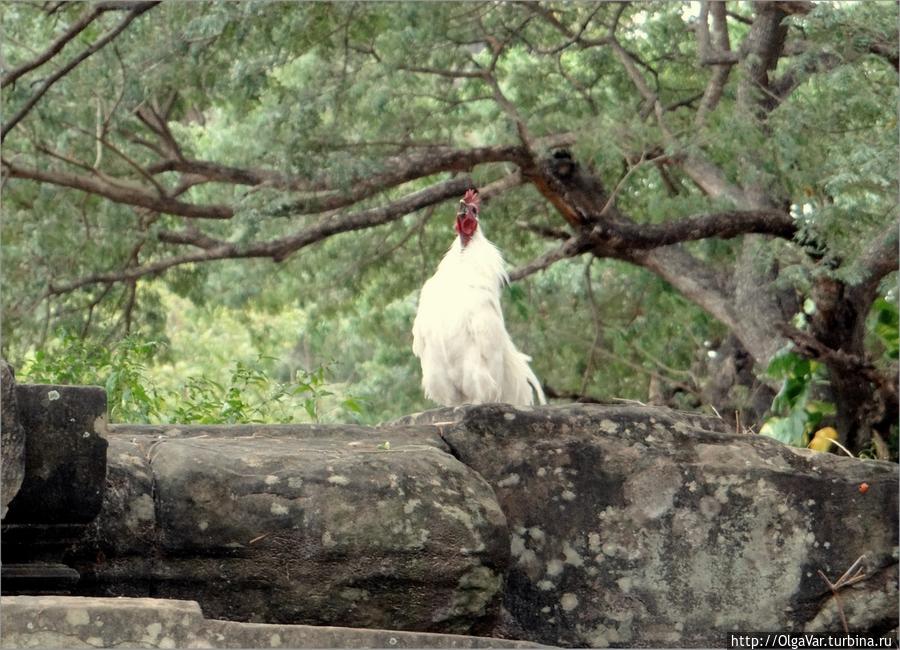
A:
[2,1,896,458]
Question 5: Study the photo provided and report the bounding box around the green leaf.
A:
[766,348,800,379]
[342,397,363,413]
[806,400,837,417]
[760,411,807,447]
[303,398,317,421]
[872,298,899,359]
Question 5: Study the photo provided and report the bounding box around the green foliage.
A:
[870,298,899,360]
[19,331,353,425]
[164,360,341,424]
[505,284,530,320]
[760,349,836,447]
[1,1,896,430]
[21,333,163,423]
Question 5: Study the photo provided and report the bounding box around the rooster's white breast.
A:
[412,229,546,407]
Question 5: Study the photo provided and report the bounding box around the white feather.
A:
[412,225,547,407]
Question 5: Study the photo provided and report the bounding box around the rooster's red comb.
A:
[462,188,480,205]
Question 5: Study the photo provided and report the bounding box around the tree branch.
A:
[2,158,233,219]
[853,218,900,294]
[516,221,572,241]
[147,157,315,191]
[46,176,475,295]
[587,209,796,249]
[54,119,169,196]
[867,41,899,71]
[278,144,530,215]
[674,155,750,206]
[696,0,739,66]
[769,51,843,103]
[266,177,474,261]
[514,148,791,293]
[135,103,184,159]
[695,0,736,128]
[509,234,591,282]
[608,37,660,109]
[1,2,159,142]
[156,227,226,250]
[510,226,740,340]
[525,2,609,55]
[736,2,790,116]
[146,142,538,204]
[509,204,790,321]
[4,139,539,220]
[2,4,107,88]
[531,7,750,212]
[396,64,487,79]
[602,34,748,206]
[524,2,611,49]
[778,323,880,380]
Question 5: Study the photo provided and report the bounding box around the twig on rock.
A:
[816,554,868,634]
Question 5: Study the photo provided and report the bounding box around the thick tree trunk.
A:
[729,236,797,367]
[532,150,893,454]
[804,277,895,453]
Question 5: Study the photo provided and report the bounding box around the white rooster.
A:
[412,188,547,407]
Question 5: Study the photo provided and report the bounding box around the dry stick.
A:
[816,555,868,634]
[813,437,856,458]
[35,142,96,174]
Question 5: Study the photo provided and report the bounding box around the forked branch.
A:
[46,176,477,295]
[1,2,160,141]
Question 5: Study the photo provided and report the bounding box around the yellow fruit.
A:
[808,427,839,452]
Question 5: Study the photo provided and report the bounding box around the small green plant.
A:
[760,348,836,447]
[22,333,164,422]
[164,360,306,424]
[20,333,362,425]
[292,365,331,422]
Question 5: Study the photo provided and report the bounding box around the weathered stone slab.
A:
[2,383,109,597]
[4,384,108,526]
[0,563,80,595]
[48,404,898,647]
[70,424,509,635]
[435,404,899,647]
[0,359,25,520]
[0,595,545,648]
